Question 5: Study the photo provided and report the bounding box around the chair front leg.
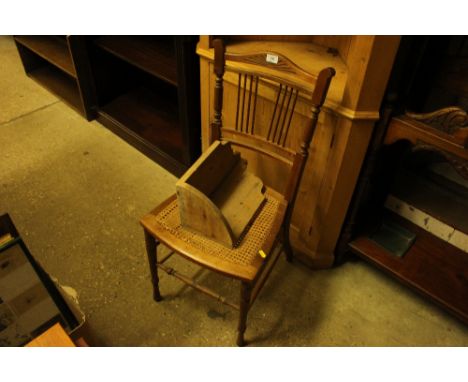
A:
[144,229,162,302]
[237,281,252,346]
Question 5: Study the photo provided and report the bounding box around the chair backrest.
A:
[210,39,335,210]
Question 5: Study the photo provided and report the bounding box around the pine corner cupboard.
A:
[197,36,400,267]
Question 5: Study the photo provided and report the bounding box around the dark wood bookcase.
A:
[337,36,468,324]
[88,36,201,176]
[14,35,201,176]
[14,36,96,120]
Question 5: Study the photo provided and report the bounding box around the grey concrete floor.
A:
[1,36,468,346]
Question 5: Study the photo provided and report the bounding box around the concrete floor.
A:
[1,35,468,346]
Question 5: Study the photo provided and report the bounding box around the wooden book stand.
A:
[176,140,265,248]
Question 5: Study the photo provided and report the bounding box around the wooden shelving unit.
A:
[14,36,95,120]
[349,211,468,324]
[90,36,200,176]
[14,35,201,176]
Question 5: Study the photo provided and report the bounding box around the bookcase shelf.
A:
[94,36,178,86]
[100,86,184,163]
[349,211,468,324]
[15,36,76,78]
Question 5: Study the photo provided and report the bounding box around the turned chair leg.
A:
[237,282,251,346]
[144,229,162,302]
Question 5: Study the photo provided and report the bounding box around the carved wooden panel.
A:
[406,107,468,147]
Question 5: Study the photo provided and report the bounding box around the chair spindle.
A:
[267,84,283,141]
[281,89,299,146]
[250,76,259,135]
[276,87,292,143]
[235,73,241,132]
[245,75,253,135]
[272,86,289,143]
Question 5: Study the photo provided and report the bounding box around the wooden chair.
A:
[140,39,335,346]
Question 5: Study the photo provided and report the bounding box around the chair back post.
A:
[284,67,336,203]
[211,39,225,144]
[282,67,336,242]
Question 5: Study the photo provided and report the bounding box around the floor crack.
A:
[0,100,61,126]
